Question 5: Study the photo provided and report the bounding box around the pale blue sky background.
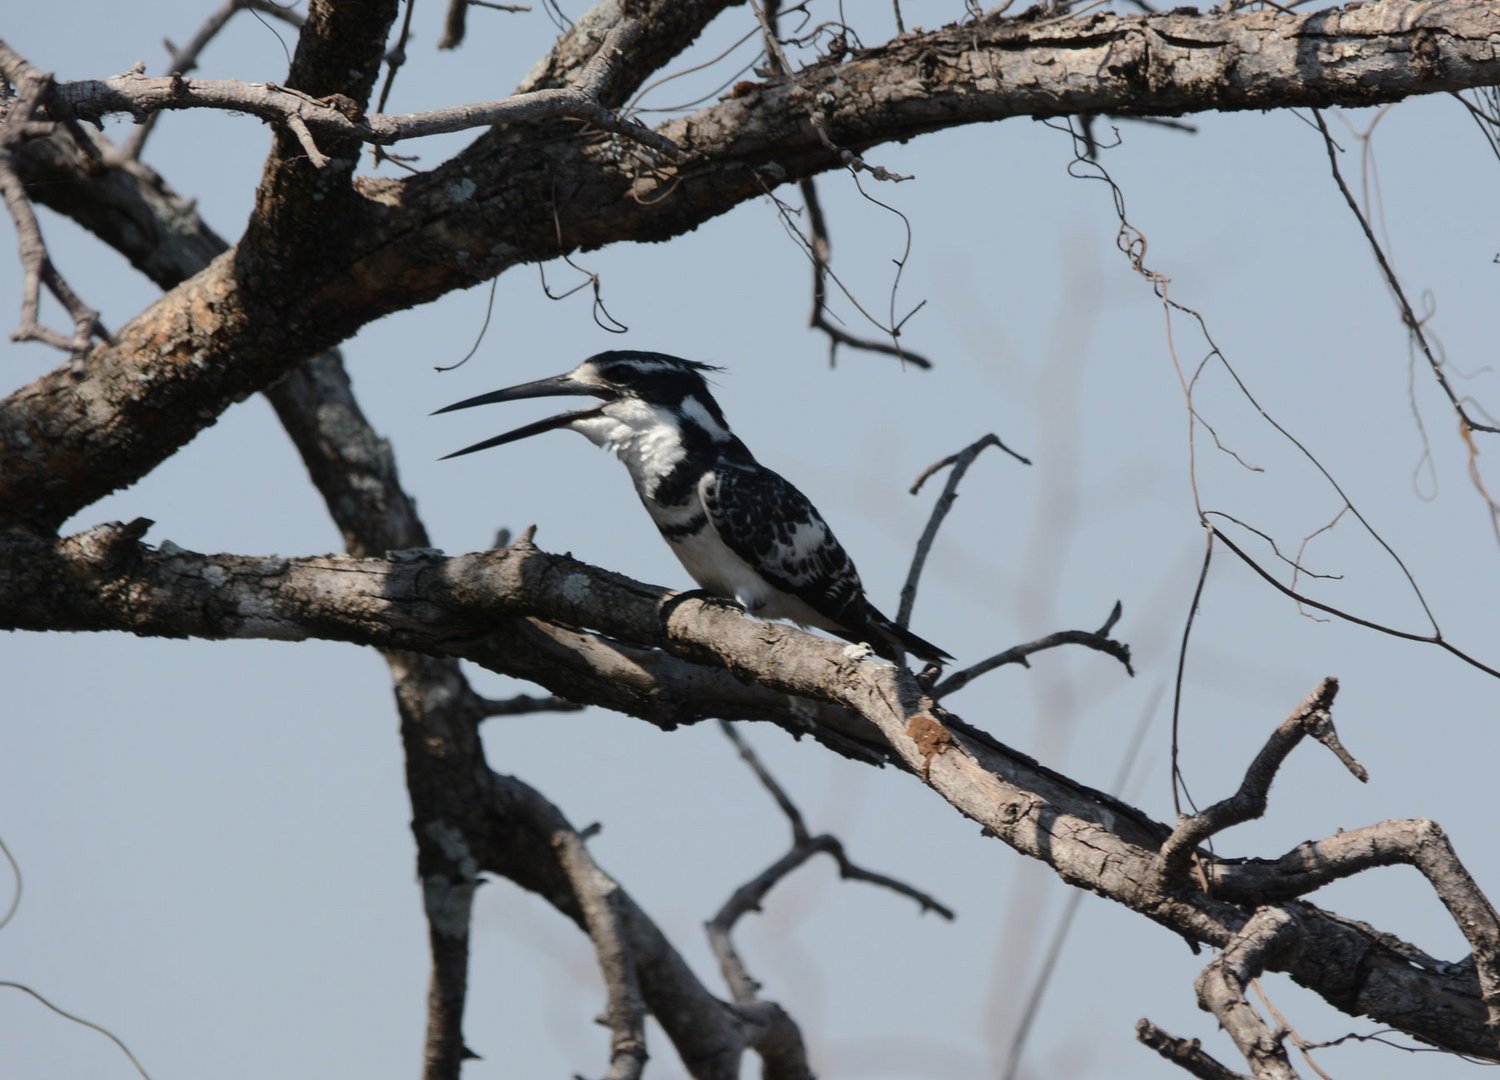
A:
[3,2,1498,1078]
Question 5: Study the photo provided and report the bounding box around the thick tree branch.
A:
[6,2,1500,531]
[1,525,1496,1061]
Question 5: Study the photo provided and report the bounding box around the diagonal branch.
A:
[3,523,1499,1061]
[1193,907,1301,1080]
[1156,677,1362,889]
[554,828,649,1080]
[1136,1017,1251,1080]
[932,602,1133,699]
[900,433,1031,627]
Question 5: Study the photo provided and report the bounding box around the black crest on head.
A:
[585,351,731,424]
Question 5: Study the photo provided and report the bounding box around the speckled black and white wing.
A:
[699,462,864,625]
[698,462,953,663]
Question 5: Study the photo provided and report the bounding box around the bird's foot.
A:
[914,660,944,689]
[842,641,877,662]
[661,589,746,622]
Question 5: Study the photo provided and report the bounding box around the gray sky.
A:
[3,2,1498,1077]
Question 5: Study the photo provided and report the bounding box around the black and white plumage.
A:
[435,350,951,665]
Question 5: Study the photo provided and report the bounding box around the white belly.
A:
[664,524,843,634]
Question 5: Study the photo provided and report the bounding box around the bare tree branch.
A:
[7,3,1500,529]
[1156,678,1362,889]
[0,62,108,353]
[798,177,932,368]
[554,829,649,1080]
[7,23,680,164]
[1194,907,1301,1080]
[707,720,951,1078]
[901,433,1032,627]
[118,0,306,161]
[1136,1018,1249,1080]
[932,602,1133,699]
[1,523,1496,1061]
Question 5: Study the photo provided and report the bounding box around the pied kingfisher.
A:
[436,350,952,665]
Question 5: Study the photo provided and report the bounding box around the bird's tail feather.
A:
[841,602,952,665]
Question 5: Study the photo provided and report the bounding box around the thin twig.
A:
[932,601,1131,700]
[1211,526,1500,681]
[0,61,109,354]
[1312,109,1498,437]
[800,177,932,368]
[708,721,953,1003]
[0,982,153,1079]
[760,178,928,366]
[900,433,1031,626]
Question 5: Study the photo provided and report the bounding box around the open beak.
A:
[433,373,610,460]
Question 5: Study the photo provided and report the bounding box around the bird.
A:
[435,350,952,665]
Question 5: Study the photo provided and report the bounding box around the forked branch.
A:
[1156,677,1361,888]
[900,433,1032,627]
[0,61,108,353]
[1192,907,1301,1080]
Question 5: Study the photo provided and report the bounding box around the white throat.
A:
[569,400,687,499]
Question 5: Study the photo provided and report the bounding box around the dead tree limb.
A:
[0,63,107,353]
[1193,907,1300,1080]
[1156,677,1362,888]
[554,829,650,1080]
[1,23,679,166]
[900,433,1032,628]
[1136,1017,1250,1080]
[932,602,1133,699]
